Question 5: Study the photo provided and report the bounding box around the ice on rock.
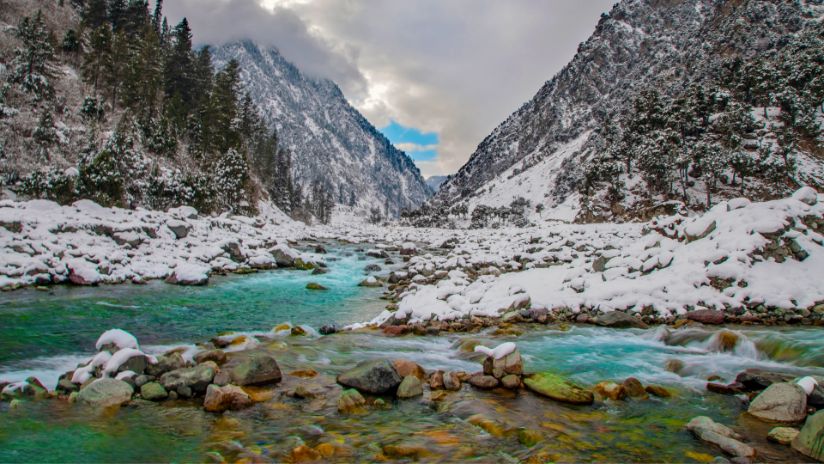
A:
[474,342,517,360]
[96,329,139,351]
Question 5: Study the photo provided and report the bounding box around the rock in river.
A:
[337,359,402,394]
[203,384,253,412]
[397,375,423,398]
[685,416,755,459]
[747,382,807,423]
[77,378,134,408]
[225,353,282,386]
[791,410,824,461]
[524,372,594,405]
[767,427,799,445]
[160,364,216,395]
[592,311,648,329]
[140,382,168,401]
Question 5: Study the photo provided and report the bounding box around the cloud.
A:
[395,143,438,153]
[164,0,614,176]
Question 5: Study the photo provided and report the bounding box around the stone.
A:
[645,385,672,398]
[290,369,318,378]
[291,445,322,462]
[715,330,739,352]
[747,382,807,423]
[686,309,725,325]
[665,359,685,374]
[226,353,282,386]
[685,416,755,459]
[166,220,191,239]
[492,350,523,378]
[397,375,423,398]
[272,247,296,267]
[305,282,327,291]
[140,382,168,401]
[467,373,499,389]
[685,219,717,242]
[204,384,253,412]
[337,389,366,413]
[708,382,745,395]
[159,364,216,395]
[146,352,186,376]
[767,427,799,445]
[518,428,543,447]
[524,372,594,405]
[594,381,626,400]
[337,359,402,394]
[593,311,648,329]
[392,359,426,380]
[443,371,463,391]
[319,324,337,335]
[467,414,506,437]
[791,410,824,461]
[429,370,445,390]
[735,369,794,392]
[622,377,648,399]
[194,350,228,366]
[501,374,521,389]
[77,378,134,408]
[293,384,324,399]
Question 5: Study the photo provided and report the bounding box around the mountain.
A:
[420,0,823,227]
[211,41,432,218]
[425,175,448,192]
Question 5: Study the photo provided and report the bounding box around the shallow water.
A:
[0,246,822,462]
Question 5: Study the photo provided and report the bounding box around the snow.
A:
[474,342,517,359]
[95,329,139,351]
[797,376,818,395]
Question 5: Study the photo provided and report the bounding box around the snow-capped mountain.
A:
[425,176,448,192]
[212,41,432,217]
[430,0,823,225]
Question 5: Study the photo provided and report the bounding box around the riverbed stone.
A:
[159,364,215,395]
[645,385,672,398]
[226,353,282,386]
[685,416,755,458]
[429,370,445,390]
[468,373,499,389]
[594,381,626,400]
[747,382,807,423]
[391,359,426,380]
[791,410,824,461]
[622,377,649,399]
[524,372,594,405]
[735,369,794,392]
[397,375,423,398]
[78,378,134,407]
[337,389,366,413]
[593,311,648,329]
[146,352,185,376]
[767,427,799,445]
[306,282,327,291]
[501,374,521,390]
[203,384,253,412]
[337,359,402,394]
[140,382,168,401]
[686,309,725,325]
[194,349,228,366]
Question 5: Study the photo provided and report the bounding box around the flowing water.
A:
[0,245,822,462]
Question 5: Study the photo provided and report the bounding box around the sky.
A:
[164,0,614,178]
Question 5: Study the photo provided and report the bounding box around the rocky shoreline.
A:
[2,325,823,462]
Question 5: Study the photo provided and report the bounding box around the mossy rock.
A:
[294,258,315,270]
[306,282,327,291]
[524,372,594,405]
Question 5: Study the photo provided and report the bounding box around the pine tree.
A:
[108,0,128,31]
[82,25,112,95]
[82,0,109,30]
[163,18,194,116]
[104,30,130,106]
[9,11,55,100]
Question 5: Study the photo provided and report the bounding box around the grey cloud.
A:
[165,0,614,177]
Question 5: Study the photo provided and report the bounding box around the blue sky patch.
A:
[380,120,439,162]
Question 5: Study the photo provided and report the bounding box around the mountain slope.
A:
[212,41,431,218]
[426,0,823,226]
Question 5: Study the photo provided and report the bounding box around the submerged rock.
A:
[337,389,366,413]
[791,410,824,461]
[226,353,282,386]
[337,359,402,394]
[685,416,755,459]
[524,372,594,405]
[306,282,327,291]
[747,382,807,423]
[77,378,133,407]
[396,375,423,398]
[140,382,168,401]
[767,427,799,445]
[203,384,253,412]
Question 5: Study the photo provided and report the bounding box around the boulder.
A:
[429,370,445,390]
[306,282,327,291]
[337,389,366,413]
[226,353,282,386]
[524,372,594,405]
[645,385,672,398]
[391,359,426,380]
[444,372,463,391]
[593,311,648,329]
[272,246,297,267]
[767,427,799,445]
[358,276,382,287]
[203,384,253,412]
[622,377,648,399]
[146,352,186,376]
[194,349,228,366]
[735,369,794,392]
[77,378,134,407]
[159,364,216,395]
[594,381,626,401]
[397,375,423,398]
[140,382,168,401]
[501,374,521,390]
[468,373,499,389]
[337,359,402,394]
[686,309,725,325]
[747,382,807,423]
[791,410,824,461]
[166,220,191,239]
[685,416,755,459]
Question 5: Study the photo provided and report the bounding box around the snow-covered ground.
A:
[2,189,823,327]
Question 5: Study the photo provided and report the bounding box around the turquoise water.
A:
[0,246,822,462]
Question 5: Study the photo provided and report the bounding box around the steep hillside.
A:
[211,41,432,218]
[415,0,823,227]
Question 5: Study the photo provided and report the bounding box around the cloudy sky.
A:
[165,0,614,178]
